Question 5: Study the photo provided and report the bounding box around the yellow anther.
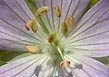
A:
[36,6,49,16]
[26,46,40,54]
[25,19,38,32]
[60,60,70,67]
[65,16,75,28]
[48,32,57,44]
[55,5,61,17]
[31,23,38,32]
[61,22,68,36]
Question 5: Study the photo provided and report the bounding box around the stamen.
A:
[48,32,58,45]
[31,23,38,32]
[36,6,49,16]
[60,60,70,67]
[61,22,68,36]
[26,46,40,54]
[25,19,38,32]
[55,5,62,17]
[65,16,75,29]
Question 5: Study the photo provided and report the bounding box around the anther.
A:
[60,60,70,67]
[55,5,61,17]
[25,19,38,32]
[61,22,68,36]
[48,32,58,45]
[65,16,75,29]
[26,46,40,54]
[31,23,38,32]
[36,6,49,16]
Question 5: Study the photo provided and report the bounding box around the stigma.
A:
[60,60,71,67]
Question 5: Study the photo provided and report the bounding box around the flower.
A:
[0,0,109,77]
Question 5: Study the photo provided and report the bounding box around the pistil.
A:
[60,60,71,67]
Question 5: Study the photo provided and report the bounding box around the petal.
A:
[66,54,109,77]
[0,39,27,51]
[0,54,48,77]
[73,69,91,77]
[35,0,90,22]
[0,0,44,51]
[74,55,109,77]
[0,0,36,38]
[3,0,35,21]
[35,0,90,33]
[64,0,90,23]
[15,0,35,19]
[0,19,39,51]
[67,0,109,57]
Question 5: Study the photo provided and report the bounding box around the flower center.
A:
[25,5,76,68]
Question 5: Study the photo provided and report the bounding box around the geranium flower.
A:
[0,0,109,77]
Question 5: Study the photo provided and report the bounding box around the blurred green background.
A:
[0,0,109,67]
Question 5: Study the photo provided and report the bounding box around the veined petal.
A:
[0,54,66,77]
[0,19,37,43]
[0,54,48,77]
[35,0,90,22]
[61,0,90,23]
[0,18,40,51]
[66,54,109,77]
[0,39,27,51]
[69,0,109,38]
[35,0,90,32]
[3,0,35,21]
[74,55,109,77]
[0,0,109,77]
[74,49,109,58]
[0,0,46,51]
[66,0,109,57]
[15,0,35,19]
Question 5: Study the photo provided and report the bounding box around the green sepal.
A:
[0,50,25,62]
